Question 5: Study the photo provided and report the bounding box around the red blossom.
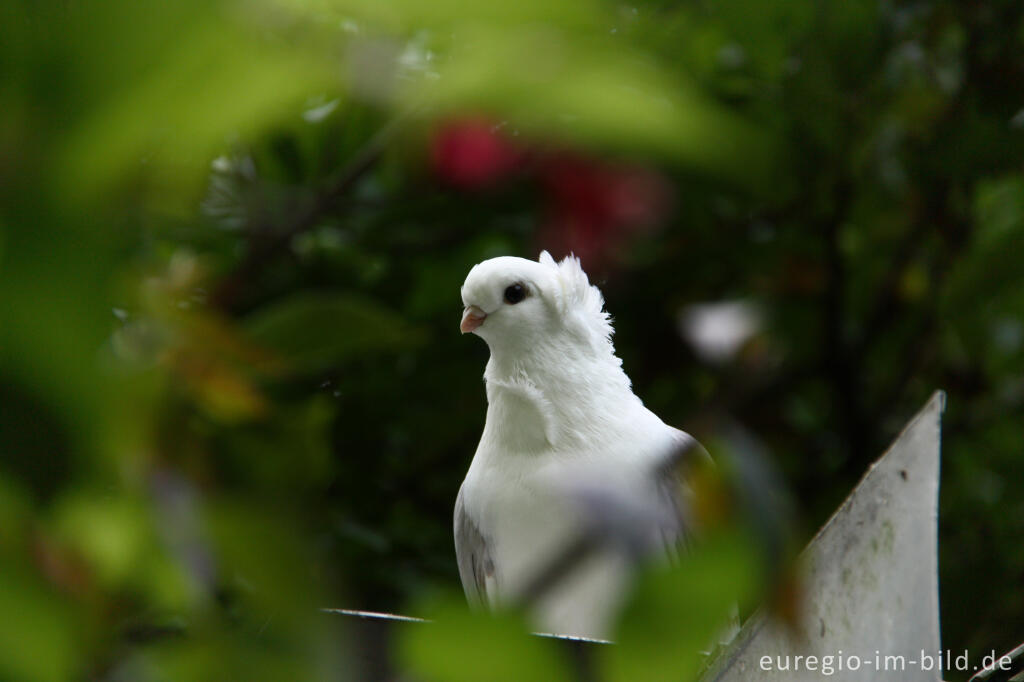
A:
[428,117,672,268]
[429,117,522,189]
[538,154,671,267]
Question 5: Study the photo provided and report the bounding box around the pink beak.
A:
[460,305,487,334]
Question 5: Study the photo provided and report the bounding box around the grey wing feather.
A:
[453,485,493,609]
[654,428,713,562]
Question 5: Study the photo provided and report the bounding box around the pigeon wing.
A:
[654,429,713,562]
[454,484,494,609]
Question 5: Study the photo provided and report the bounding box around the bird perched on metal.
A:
[454,251,708,640]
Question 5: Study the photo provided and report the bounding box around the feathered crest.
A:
[538,251,614,343]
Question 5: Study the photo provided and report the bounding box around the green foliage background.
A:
[1,0,1022,680]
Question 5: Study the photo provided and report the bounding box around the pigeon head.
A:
[460,251,614,356]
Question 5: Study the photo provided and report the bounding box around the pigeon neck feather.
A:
[482,328,638,452]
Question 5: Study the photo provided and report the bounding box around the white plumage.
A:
[454,251,704,639]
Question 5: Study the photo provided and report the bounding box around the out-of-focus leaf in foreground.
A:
[57,1,339,205]
[416,27,767,178]
[0,563,78,682]
[603,531,760,682]
[399,592,572,682]
[275,0,775,185]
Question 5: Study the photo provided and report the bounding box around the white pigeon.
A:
[454,251,706,640]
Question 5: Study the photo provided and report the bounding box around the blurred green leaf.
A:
[0,563,79,682]
[50,491,196,610]
[0,476,31,550]
[53,493,150,587]
[208,501,322,627]
[973,174,1024,248]
[416,26,770,178]
[399,592,571,682]
[58,2,339,206]
[244,292,425,373]
[131,625,333,682]
[220,396,337,490]
[277,0,606,34]
[604,532,760,682]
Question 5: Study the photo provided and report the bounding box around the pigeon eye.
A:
[503,283,526,305]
